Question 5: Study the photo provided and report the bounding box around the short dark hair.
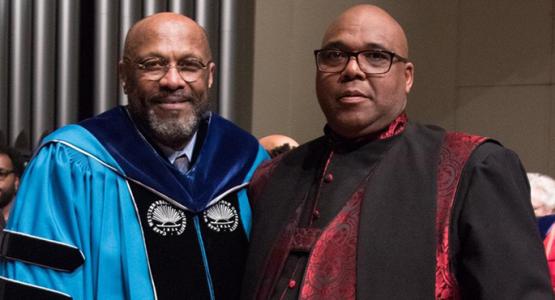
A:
[0,146,25,177]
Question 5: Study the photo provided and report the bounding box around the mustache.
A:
[150,91,195,103]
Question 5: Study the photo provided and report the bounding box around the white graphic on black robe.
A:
[147,200,187,236]
[203,201,239,232]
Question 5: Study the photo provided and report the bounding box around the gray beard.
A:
[147,109,201,149]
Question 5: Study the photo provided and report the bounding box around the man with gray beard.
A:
[0,13,268,300]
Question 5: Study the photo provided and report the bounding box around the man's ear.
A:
[118,60,129,94]
[14,176,20,192]
[404,62,414,94]
[207,62,216,89]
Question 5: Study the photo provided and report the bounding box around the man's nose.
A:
[341,56,366,80]
[159,66,187,90]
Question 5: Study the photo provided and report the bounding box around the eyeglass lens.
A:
[138,60,207,82]
[316,50,395,74]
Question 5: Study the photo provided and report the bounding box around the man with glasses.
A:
[0,13,267,299]
[0,146,23,229]
[242,4,552,299]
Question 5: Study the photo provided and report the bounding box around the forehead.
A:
[131,21,208,59]
[322,11,402,53]
[0,154,13,169]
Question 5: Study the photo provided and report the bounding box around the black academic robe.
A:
[242,122,553,299]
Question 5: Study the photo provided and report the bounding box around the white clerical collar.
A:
[158,131,198,165]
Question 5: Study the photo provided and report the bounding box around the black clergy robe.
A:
[242,120,553,299]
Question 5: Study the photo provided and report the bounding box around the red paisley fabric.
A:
[435,133,486,299]
[298,187,363,300]
[291,228,322,252]
[379,112,407,140]
[543,226,555,292]
[256,205,303,300]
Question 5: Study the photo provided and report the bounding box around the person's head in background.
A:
[0,146,24,222]
[528,172,555,217]
[259,134,299,158]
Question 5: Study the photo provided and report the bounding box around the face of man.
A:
[0,154,18,209]
[121,13,215,150]
[316,5,414,138]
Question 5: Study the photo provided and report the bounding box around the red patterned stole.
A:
[542,226,555,292]
[289,114,407,299]
[294,115,408,299]
[435,133,486,299]
[298,186,363,299]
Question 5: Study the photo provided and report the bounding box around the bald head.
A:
[322,4,409,57]
[123,12,212,62]
[259,135,299,151]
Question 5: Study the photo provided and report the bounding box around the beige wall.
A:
[251,0,555,177]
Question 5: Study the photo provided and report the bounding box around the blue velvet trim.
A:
[79,106,261,212]
[40,125,124,173]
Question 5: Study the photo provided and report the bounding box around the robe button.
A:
[288,279,296,288]
[312,209,320,219]
[324,173,334,183]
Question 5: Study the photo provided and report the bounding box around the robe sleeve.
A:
[452,142,553,299]
[0,141,155,299]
